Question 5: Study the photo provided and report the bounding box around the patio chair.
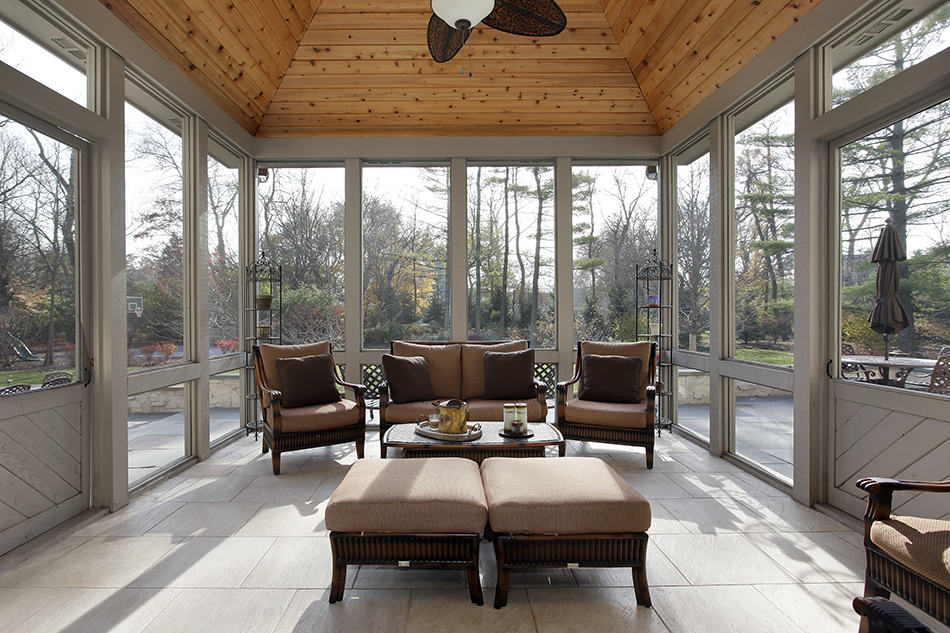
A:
[0,383,31,396]
[556,341,657,468]
[853,597,935,633]
[927,355,950,394]
[855,477,950,628]
[253,342,366,474]
[841,342,871,381]
[41,371,73,388]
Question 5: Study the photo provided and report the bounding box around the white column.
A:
[449,157,468,341]
[554,156,574,380]
[343,158,362,380]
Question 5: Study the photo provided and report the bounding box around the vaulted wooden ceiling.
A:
[100,0,820,137]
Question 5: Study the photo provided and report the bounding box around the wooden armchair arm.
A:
[259,385,282,409]
[534,380,548,396]
[336,376,366,408]
[379,380,391,408]
[555,367,581,403]
[856,477,950,537]
[645,384,656,411]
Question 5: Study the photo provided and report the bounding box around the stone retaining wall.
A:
[127,373,241,413]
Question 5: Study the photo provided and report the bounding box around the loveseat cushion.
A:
[391,341,461,398]
[326,457,488,534]
[484,348,536,400]
[579,354,642,404]
[460,341,527,400]
[278,399,360,433]
[382,402,438,424]
[382,354,435,404]
[468,398,546,422]
[564,399,649,429]
[275,353,342,408]
[870,515,950,590]
[481,457,651,534]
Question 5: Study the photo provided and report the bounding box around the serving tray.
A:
[414,422,483,442]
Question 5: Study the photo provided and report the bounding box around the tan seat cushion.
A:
[481,457,651,534]
[392,342,461,399]
[580,341,652,401]
[460,341,527,400]
[259,342,331,393]
[326,457,488,534]
[468,398,546,422]
[870,515,950,591]
[383,401,437,424]
[278,399,360,433]
[564,398,649,428]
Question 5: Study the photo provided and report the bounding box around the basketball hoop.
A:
[134,308,143,318]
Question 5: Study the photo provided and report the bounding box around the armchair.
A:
[556,341,657,468]
[856,477,950,628]
[253,342,366,474]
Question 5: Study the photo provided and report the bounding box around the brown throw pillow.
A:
[382,354,436,404]
[483,348,536,400]
[274,353,342,408]
[579,354,642,403]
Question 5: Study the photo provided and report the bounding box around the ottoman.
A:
[325,457,488,604]
[481,456,652,608]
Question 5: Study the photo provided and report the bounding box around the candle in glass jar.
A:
[515,403,528,433]
[503,403,515,433]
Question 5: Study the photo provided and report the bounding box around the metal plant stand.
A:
[244,251,282,438]
[635,250,673,434]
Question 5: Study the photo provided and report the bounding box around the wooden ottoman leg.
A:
[262,438,269,454]
[467,541,484,605]
[271,451,281,475]
[633,564,651,607]
[493,539,511,609]
[329,561,347,603]
[645,446,654,470]
[355,439,365,459]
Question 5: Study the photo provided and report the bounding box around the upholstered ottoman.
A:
[326,457,488,604]
[481,456,652,608]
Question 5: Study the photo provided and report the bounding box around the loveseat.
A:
[379,340,548,457]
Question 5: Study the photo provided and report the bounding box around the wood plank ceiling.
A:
[100,0,820,137]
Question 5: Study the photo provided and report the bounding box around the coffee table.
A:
[382,421,566,463]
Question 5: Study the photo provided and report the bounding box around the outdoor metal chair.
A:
[0,383,31,396]
[928,355,950,394]
[41,371,73,388]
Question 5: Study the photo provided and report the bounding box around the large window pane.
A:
[258,166,345,348]
[733,381,793,484]
[128,384,187,486]
[363,165,449,349]
[676,151,710,352]
[571,165,658,344]
[734,101,795,367]
[467,165,555,347]
[210,369,241,443]
[675,367,709,441]
[0,12,87,107]
[0,118,79,389]
[125,101,184,371]
[840,98,950,382]
[832,4,950,109]
[208,151,240,356]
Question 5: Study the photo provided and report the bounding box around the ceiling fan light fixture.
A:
[431,0,494,30]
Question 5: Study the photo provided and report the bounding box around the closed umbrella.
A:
[868,218,909,361]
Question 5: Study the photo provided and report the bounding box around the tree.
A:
[677,157,711,351]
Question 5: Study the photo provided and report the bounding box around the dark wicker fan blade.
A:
[427,13,471,62]
[482,0,567,37]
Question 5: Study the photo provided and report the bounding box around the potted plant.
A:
[256,280,273,310]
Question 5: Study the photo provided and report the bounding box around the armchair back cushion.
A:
[274,353,341,408]
[579,341,653,401]
[259,342,331,392]
[382,354,436,404]
[391,341,461,398]
[483,348,536,400]
[460,340,527,399]
[579,354,642,403]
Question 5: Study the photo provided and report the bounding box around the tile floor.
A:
[0,430,945,633]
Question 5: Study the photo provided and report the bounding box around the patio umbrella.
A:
[868,218,909,360]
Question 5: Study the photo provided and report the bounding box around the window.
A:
[832,3,950,109]
[733,380,793,483]
[128,383,188,485]
[125,99,185,371]
[0,116,80,389]
[676,147,711,353]
[208,143,240,356]
[363,164,449,349]
[839,98,950,379]
[733,100,795,367]
[258,166,345,349]
[571,164,658,345]
[467,164,555,347]
[0,9,88,108]
[210,369,241,443]
[675,367,710,441]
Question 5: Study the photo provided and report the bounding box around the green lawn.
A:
[0,368,75,386]
[734,347,794,365]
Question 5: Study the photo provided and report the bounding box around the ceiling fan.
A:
[427,0,567,63]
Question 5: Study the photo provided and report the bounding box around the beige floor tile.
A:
[0,588,58,631]
[733,497,855,533]
[353,566,467,590]
[651,534,799,585]
[0,535,90,583]
[235,501,328,537]
[407,588,536,633]
[651,585,804,633]
[646,503,691,534]
[11,536,179,588]
[180,462,239,477]
[273,589,410,633]
[745,532,865,583]
[231,472,325,504]
[145,502,262,537]
[656,497,774,534]
[131,537,274,588]
[529,587,668,633]
[70,502,185,537]
[754,583,863,633]
[831,529,866,551]
[664,472,775,498]
[8,588,181,633]
[476,541,576,590]
[571,546,689,588]
[667,451,742,474]
[229,451,312,477]
[616,473,693,499]
[242,537,338,589]
[139,588,294,633]
[154,476,256,503]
